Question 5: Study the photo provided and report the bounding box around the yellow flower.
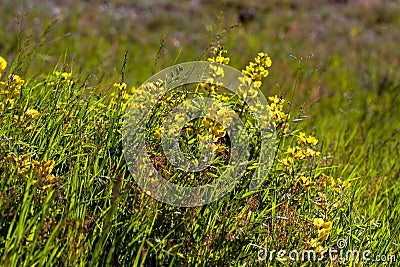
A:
[31,159,56,179]
[254,81,262,88]
[20,153,31,168]
[174,114,185,123]
[313,218,332,241]
[202,118,213,128]
[305,148,320,157]
[255,52,272,67]
[207,46,230,65]
[217,94,229,102]
[198,134,209,143]
[2,74,24,97]
[267,95,290,132]
[7,153,19,166]
[297,132,307,144]
[294,149,306,159]
[305,238,318,248]
[248,88,259,98]
[53,71,74,86]
[61,72,72,80]
[281,157,294,166]
[43,160,55,176]
[315,246,326,254]
[55,71,72,79]
[9,74,24,87]
[313,218,324,229]
[46,174,56,182]
[318,228,330,241]
[321,221,332,230]
[215,66,224,77]
[13,115,24,123]
[209,124,226,139]
[209,64,225,77]
[25,125,36,132]
[0,56,7,76]
[130,86,137,94]
[154,127,164,139]
[217,144,227,153]
[42,184,54,190]
[298,132,318,145]
[242,52,272,84]
[268,95,281,104]
[306,136,318,145]
[167,128,177,137]
[296,175,316,190]
[342,180,351,189]
[26,109,40,119]
[113,82,127,91]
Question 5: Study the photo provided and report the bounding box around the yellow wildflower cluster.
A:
[198,133,227,153]
[242,52,272,87]
[127,81,162,111]
[287,145,321,160]
[209,64,225,78]
[56,71,72,80]
[154,127,164,139]
[237,76,259,101]
[12,108,40,131]
[113,82,127,91]
[0,56,25,111]
[294,175,315,191]
[279,131,320,173]
[187,116,228,153]
[7,153,57,189]
[108,82,131,111]
[200,46,231,95]
[201,78,222,95]
[7,153,32,176]
[297,132,318,145]
[268,95,290,132]
[0,74,25,99]
[202,118,226,141]
[207,45,230,65]
[305,218,333,252]
[313,218,332,241]
[32,160,56,180]
[0,56,7,77]
[0,57,39,131]
[306,176,350,244]
[25,108,40,119]
[317,173,351,195]
[207,102,235,125]
[47,71,74,88]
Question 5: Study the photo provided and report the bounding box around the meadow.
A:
[0,0,399,266]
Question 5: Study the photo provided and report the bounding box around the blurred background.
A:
[1,0,399,149]
[1,0,399,86]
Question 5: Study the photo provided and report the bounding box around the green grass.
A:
[1,0,399,266]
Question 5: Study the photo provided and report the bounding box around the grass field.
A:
[0,0,399,266]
